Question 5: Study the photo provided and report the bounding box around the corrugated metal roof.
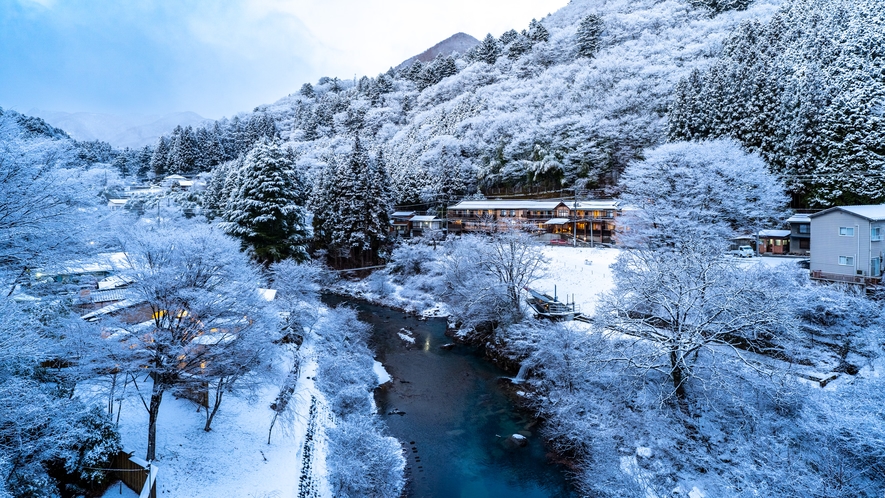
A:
[88,289,133,303]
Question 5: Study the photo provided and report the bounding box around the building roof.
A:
[81,299,143,321]
[758,229,791,238]
[410,215,439,222]
[391,211,416,218]
[786,213,811,223]
[87,288,133,304]
[575,200,620,210]
[810,205,885,221]
[449,200,566,210]
[544,218,571,225]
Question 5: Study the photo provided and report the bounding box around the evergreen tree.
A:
[690,0,754,15]
[302,110,320,141]
[150,136,170,178]
[299,82,315,98]
[168,125,199,174]
[314,137,391,268]
[507,34,532,60]
[136,145,153,178]
[499,29,520,46]
[221,138,310,264]
[576,14,604,59]
[526,19,549,44]
[474,34,502,65]
[112,148,131,176]
[401,60,424,83]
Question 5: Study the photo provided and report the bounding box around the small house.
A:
[787,213,811,255]
[757,229,791,255]
[809,205,885,285]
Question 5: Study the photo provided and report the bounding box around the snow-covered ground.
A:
[532,246,620,317]
[109,348,331,498]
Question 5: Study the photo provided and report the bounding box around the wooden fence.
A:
[111,450,158,498]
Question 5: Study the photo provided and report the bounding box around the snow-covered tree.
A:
[576,14,604,59]
[473,34,502,65]
[601,140,791,403]
[221,138,310,264]
[438,231,546,331]
[312,137,391,267]
[111,222,275,460]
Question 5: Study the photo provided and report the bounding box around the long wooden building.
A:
[446,199,621,244]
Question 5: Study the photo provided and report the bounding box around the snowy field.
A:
[531,246,801,320]
[532,245,619,317]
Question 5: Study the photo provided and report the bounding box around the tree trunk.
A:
[669,350,688,403]
[204,377,226,432]
[146,380,165,461]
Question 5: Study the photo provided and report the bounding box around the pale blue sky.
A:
[0,0,568,119]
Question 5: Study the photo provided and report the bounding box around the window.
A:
[839,256,854,266]
[872,227,882,241]
[798,224,809,234]
[840,227,855,236]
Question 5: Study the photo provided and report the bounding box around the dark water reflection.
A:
[323,295,575,498]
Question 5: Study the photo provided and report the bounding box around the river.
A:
[323,295,575,498]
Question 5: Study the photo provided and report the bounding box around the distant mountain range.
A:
[395,32,480,70]
[27,109,210,149]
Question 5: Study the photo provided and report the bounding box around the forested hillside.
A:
[670,0,885,206]
[139,0,799,205]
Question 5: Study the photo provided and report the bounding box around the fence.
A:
[111,450,158,498]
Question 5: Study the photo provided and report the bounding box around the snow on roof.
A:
[164,174,187,180]
[449,199,619,211]
[449,200,565,210]
[786,213,811,223]
[391,211,416,217]
[40,252,130,277]
[544,218,571,225]
[410,215,439,222]
[758,229,791,238]
[108,198,128,205]
[88,288,133,304]
[81,299,144,321]
[258,288,277,301]
[811,205,885,221]
[190,331,236,345]
[98,274,134,290]
[177,180,194,187]
[575,200,619,210]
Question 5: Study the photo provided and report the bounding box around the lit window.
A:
[840,227,855,236]
[872,227,882,241]
[839,256,854,266]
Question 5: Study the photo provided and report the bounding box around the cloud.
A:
[0,0,569,118]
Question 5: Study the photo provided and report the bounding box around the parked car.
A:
[728,245,754,258]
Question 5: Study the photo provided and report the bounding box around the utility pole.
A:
[573,189,578,247]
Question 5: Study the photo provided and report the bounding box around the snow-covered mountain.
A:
[27,109,210,149]
[395,32,480,71]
